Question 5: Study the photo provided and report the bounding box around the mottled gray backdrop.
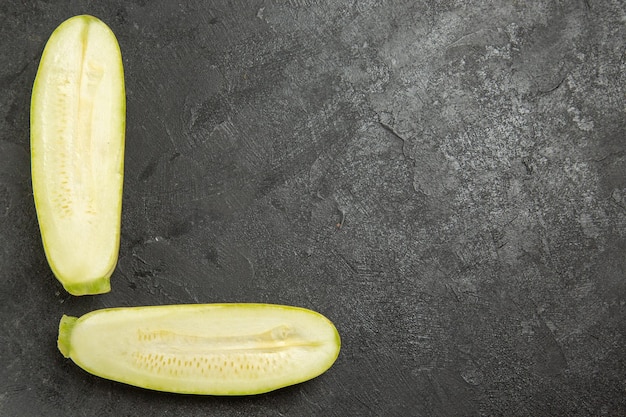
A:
[1,0,625,416]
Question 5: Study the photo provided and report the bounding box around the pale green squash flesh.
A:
[31,15,125,295]
[58,304,341,395]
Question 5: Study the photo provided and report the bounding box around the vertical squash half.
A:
[31,15,125,295]
[58,304,341,395]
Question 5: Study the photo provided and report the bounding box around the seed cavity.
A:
[130,326,304,379]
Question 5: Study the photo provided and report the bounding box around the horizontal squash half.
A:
[31,15,125,295]
[58,304,341,395]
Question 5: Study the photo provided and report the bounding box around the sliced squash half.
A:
[31,15,125,295]
[58,304,341,395]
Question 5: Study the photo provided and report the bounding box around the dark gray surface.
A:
[1,1,625,416]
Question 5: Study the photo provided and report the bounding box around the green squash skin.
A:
[58,315,78,357]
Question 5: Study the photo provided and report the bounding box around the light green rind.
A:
[58,315,78,358]
[62,278,112,298]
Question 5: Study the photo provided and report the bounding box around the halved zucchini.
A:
[31,15,125,295]
[58,304,341,395]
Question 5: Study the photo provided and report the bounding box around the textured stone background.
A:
[1,1,625,416]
